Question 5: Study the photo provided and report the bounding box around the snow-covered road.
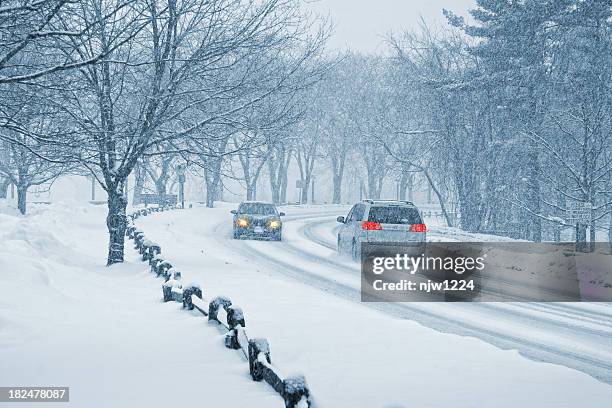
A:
[137,203,612,407]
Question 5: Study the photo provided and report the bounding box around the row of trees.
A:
[222,0,611,244]
[0,0,329,264]
[1,0,610,263]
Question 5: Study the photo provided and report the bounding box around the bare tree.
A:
[0,101,67,213]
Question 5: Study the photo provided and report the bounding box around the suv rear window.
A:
[367,206,422,224]
[238,203,277,215]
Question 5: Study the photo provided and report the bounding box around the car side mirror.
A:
[230,210,237,215]
[336,216,345,223]
[279,212,285,216]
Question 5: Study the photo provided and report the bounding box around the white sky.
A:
[306,0,476,54]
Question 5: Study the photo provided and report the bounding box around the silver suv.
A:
[337,200,426,260]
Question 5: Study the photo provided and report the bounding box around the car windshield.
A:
[367,206,422,224]
[238,203,277,215]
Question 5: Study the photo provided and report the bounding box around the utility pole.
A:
[91,177,96,201]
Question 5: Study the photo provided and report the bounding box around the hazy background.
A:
[308,0,476,53]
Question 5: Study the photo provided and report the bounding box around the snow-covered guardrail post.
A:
[126,224,135,238]
[134,230,145,251]
[163,279,182,303]
[157,260,173,278]
[282,376,312,408]
[150,254,163,274]
[248,338,271,382]
[208,296,232,321]
[141,239,160,262]
[248,339,313,407]
[182,284,202,310]
[207,297,245,350]
[167,268,181,282]
[225,306,245,350]
[140,239,151,261]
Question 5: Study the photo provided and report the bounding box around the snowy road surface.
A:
[1,203,611,407]
[135,203,612,407]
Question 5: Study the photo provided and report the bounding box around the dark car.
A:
[231,201,285,241]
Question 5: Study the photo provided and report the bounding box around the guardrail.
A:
[126,205,314,408]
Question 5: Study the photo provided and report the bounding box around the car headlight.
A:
[268,219,281,229]
[236,218,249,227]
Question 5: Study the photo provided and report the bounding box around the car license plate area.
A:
[254,226,264,233]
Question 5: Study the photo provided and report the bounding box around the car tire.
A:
[233,230,239,239]
[337,236,342,253]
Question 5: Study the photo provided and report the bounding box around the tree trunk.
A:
[0,177,9,199]
[17,185,27,214]
[106,188,128,265]
[527,147,542,242]
[246,181,256,201]
[270,177,280,204]
[332,173,342,204]
[300,175,310,204]
[279,154,290,204]
[280,172,288,204]
[608,201,612,246]
[399,173,408,201]
[366,173,380,200]
[330,153,345,205]
[132,164,146,205]
[407,174,414,201]
[575,223,588,252]
[155,179,167,197]
[205,173,221,208]
[423,169,453,227]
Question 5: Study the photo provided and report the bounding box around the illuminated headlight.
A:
[236,218,249,228]
[268,220,281,229]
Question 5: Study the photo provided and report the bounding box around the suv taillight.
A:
[409,224,427,232]
[362,221,382,231]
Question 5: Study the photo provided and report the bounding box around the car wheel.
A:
[337,236,342,253]
[233,229,239,239]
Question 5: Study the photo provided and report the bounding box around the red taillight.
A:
[410,224,427,233]
[361,221,382,231]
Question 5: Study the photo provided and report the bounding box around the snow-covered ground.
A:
[0,203,281,407]
[1,202,612,407]
[136,203,612,406]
